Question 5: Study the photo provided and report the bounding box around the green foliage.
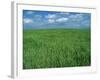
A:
[23,29,91,69]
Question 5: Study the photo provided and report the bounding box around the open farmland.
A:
[23,29,91,69]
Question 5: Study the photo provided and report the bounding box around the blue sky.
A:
[23,10,91,30]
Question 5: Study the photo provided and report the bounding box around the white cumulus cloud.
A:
[69,14,83,21]
[56,17,68,22]
[24,18,33,24]
[45,14,56,19]
[26,11,34,14]
[48,19,55,23]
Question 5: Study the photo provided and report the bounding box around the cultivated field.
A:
[23,29,91,69]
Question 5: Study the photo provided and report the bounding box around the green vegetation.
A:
[23,29,91,69]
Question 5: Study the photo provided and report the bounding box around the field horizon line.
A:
[24,27,90,31]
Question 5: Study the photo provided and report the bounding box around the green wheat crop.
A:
[23,29,91,69]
